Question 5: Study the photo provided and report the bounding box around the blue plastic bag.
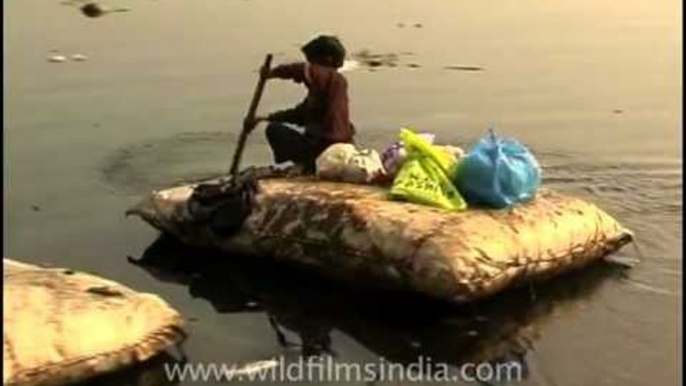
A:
[454,130,541,209]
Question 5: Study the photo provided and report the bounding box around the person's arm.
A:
[250,63,307,127]
[265,63,307,83]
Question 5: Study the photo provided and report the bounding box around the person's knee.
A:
[264,122,278,142]
[265,122,280,142]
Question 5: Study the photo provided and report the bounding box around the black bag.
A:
[188,166,295,236]
[189,169,259,236]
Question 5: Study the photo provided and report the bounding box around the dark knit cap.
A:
[301,35,347,68]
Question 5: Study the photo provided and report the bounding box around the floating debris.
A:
[83,2,130,18]
[71,53,88,62]
[81,2,105,17]
[48,51,89,64]
[613,109,624,114]
[48,54,67,63]
[30,205,41,212]
[397,22,423,28]
[444,65,484,72]
[406,63,422,69]
[226,360,279,378]
[352,50,401,70]
[61,1,130,18]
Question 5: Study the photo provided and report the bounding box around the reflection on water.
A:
[130,235,629,382]
[80,354,182,386]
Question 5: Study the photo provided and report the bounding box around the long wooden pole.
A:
[230,53,273,177]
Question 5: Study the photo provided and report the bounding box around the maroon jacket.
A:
[268,62,355,146]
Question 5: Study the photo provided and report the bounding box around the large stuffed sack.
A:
[3,259,185,386]
[128,177,633,304]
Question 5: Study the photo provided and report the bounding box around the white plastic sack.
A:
[316,144,385,184]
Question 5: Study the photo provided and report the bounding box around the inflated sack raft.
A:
[128,177,633,304]
[3,259,185,386]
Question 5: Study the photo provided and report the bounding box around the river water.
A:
[4,0,681,385]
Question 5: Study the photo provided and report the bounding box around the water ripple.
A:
[98,131,244,195]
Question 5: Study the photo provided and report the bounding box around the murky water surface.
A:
[4,0,681,385]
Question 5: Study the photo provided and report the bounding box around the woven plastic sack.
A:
[129,173,634,304]
[3,259,185,386]
[454,129,541,209]
[390,129,467,211]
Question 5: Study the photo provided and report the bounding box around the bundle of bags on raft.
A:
[315,128,542,210]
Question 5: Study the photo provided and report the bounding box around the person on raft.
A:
[249,35,356,173]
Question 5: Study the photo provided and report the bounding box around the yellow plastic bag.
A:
[400,128,458,176]
[390,129,467,211]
